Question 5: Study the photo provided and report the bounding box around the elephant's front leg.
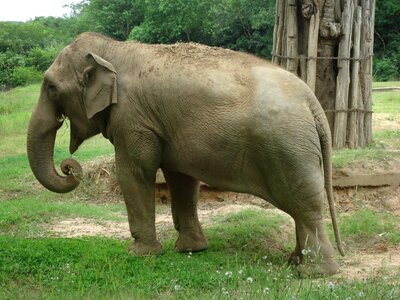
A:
[115,148,162,256]
[163,170,208,252]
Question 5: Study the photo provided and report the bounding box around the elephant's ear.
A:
[83,52,118,119]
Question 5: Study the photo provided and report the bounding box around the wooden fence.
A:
[272,0,376,149]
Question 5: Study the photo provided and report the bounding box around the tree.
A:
[129,0,216,44]
[77,0,144,40]
[373,0,400,80]
[129,0,275,59]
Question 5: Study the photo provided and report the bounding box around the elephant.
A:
[27,32,345,275]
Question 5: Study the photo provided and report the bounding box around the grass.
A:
[339,209,400,246]
[372,81,400,88]
[0,210,399,299]
[373,91,400,114]
[0,83,399,299]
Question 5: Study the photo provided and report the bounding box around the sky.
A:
[0,0,80,22]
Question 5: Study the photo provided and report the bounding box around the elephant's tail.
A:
[310,97,346,257]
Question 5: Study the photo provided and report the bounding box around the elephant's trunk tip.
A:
[61,158,83,181]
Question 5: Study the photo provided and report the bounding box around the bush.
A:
[0,52,27,88]
[373,56,400,81]
[11,66,42,87]
[27,46,63,72]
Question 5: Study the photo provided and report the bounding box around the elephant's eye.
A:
[48,83,57,93]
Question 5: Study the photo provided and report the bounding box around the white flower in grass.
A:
[238,269,243,275]
[263,287,270,294]
[246,277,253,283]
[174,284,181,291]
[301,248,312,256]
[221,287,228,295]
[358,291,365,297]
[327,281,335,289]
[225,271,233,278]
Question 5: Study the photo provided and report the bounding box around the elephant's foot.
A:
[296,257,339,276]
[289,249,339,276]
[174,230,208,252]
[128,239,163,256]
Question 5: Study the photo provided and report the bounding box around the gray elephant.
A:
[27,32,344,275]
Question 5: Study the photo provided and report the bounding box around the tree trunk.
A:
[272,0,376,149]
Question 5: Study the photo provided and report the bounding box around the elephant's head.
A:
[27,37,118,193]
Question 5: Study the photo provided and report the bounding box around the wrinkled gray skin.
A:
[27,33,344,275]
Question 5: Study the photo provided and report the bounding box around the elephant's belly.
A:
[161,146,265,197]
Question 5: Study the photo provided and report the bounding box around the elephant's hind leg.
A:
[163,170,208,252]
[286,192,339,275]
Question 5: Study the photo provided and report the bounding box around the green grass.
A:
[373,91,400,114]
[332,146,400,168]
[372,81,400,88]
[339,209,400,246]
[0,210,399,299]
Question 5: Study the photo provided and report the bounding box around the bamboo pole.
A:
[348,5,362,149]
[281,1,289,68]
[333,0,354,148]
[359,0,375,147]
[286,0,298,74]
[272,0,285,65]
[306,12,319,92]
[364,0,376,145]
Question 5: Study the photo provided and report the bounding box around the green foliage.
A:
[2,0,399,88]
[210,0,275,58]
[374,0,400,81]
[27,46,64,72]
[11,66,42,86]
[129,0,275,58]
[373,56,400,82]
[0,16,86,89]
[78,0,144,40]
[129,0,217,44]
[0,51,27,89]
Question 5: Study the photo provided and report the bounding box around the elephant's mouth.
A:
[70,126,84,154]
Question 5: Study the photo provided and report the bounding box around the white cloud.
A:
[0,0,78,22]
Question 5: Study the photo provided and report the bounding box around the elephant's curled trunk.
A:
[27,101,82,194]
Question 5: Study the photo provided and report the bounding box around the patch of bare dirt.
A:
[49,218,130,239]
[339,246,400,280]
[49,204,275,239]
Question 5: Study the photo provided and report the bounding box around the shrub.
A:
[11,66,42,87]
[27,46,63,72]
[373,56,400,81]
